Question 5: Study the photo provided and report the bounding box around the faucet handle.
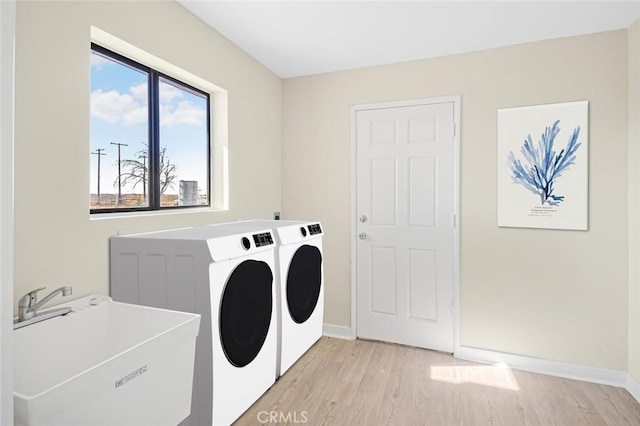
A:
[18,287,46,308]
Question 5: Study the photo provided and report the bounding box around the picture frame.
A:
[497,101,589,230]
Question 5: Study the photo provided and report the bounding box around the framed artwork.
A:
[497,101,589,230]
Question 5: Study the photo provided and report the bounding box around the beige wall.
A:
[13,0,635,375]
[1,1,15,422]
[629,19,640,382]
[13,1,282,308]
[283,30,629,371]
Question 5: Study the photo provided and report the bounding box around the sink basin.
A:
[14,295,201,426]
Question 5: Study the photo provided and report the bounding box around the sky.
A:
[90,51,209,199]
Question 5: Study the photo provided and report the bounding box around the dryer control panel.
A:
[253,232,274,247]
[308,223,323,235]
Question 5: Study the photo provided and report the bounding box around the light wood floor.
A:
[235,337,640,426]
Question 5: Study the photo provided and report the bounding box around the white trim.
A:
[458,345,629,389]
[349,107,358,340]
[353,96,462,112]
[91,26,226,99]
[322,324,355,340]
[350,95,462,352]
[90,26,229,213]
[451,96,462,356]
[0,1,14,424]
[628,374,640,404]
[89,205,225,221]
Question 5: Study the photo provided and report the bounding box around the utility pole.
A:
[91,148,106,205]
[140,152,147,202]
[110,142,128,205]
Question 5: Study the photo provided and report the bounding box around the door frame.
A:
[350,95,461,355]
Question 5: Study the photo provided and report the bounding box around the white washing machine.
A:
[110,226,277,426]
[204,220,324,377]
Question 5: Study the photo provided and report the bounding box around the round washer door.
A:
[286,244,323,324]
[220,259,273,367]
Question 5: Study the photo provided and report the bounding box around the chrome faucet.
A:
[17,286,73,322]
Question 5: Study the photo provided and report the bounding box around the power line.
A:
[111,142,128,205]
[91,148,107,205]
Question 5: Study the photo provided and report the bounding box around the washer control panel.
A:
[308,223,323,235]
[253,232,274,247]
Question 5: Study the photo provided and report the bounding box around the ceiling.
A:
[177,1,640,78]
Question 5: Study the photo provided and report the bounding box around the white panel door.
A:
[356,102,456,352]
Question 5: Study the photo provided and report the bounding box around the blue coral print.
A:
[508,120,581,206]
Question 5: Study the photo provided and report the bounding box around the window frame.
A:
[90,43,211,214]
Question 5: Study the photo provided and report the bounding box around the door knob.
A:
[359,233,367,240]
[359,215,368,223]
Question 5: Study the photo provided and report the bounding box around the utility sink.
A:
[14,295,201,426]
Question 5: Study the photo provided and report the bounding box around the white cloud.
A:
[159,81,205,127]
[159,83,183,103]
[91,82,205,128]
[91,89,147,126]
[123,105,148,126]
[130,82,148,101]
[160,100,206,128]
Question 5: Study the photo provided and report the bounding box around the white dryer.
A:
[205,220,324,377]
[110,226,277,426]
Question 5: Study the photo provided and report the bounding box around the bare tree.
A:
[159,147,178,193]
[118,145,177,195]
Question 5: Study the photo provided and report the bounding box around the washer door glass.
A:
[286,244,323,324]
[220,260,273,367]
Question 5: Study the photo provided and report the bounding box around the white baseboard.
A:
[628,374,640,403]
[322,323,354,340]
[457,345,630,391]
[458,346,640,404]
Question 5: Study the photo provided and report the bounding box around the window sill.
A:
[89,206,226,221]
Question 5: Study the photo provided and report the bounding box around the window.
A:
[90,44,210,213]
